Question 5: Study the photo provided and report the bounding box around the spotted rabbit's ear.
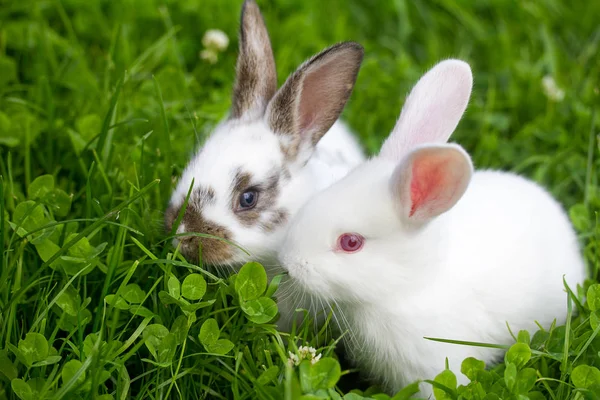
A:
[379,59,473,162]
[230,0,278,120]
[390,143,473,224]
[265,42,364,164]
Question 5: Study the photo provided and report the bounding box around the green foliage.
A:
[505,343,532,369]
[236,261,279,324]
[433,369,457,400]
[199,318,234,355]
[1,0,599,399]
[571,365,600,389]
[181,273,207,300]
[299,358,342,392]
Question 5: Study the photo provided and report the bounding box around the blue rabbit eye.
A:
[239,190,258,209]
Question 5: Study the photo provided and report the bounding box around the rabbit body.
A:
[308,159,585,395]
[310,120,366,184]
[277,58,586,396]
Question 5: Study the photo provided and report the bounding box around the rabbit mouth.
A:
[176,233,235,265]
[281,259,315,290]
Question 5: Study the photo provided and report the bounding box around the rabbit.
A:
[165,0,365,276]
[277,59,586,397]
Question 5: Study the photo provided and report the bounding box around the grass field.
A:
[1,0,600,398]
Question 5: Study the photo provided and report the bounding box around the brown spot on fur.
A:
[164,186,216,233]
[192,186,216,205]
[164,185,233,265]
[267,42,364,161]
[271,77,303,159]
[231,168,288,232]
[281,165,292,182]
[230,0,277,119]
[279,142,296,162]
[232,170,253,195]
[262,208,289,232]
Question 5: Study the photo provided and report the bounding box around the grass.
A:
[0,0,599,399]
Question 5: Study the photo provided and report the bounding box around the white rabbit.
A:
[278,59,586,397]
[165,0,364,274]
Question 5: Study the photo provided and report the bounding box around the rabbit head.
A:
[165,0,364,266]
[279,59,474,304]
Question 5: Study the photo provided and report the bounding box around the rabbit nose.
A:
[178,216,235,265]
[178,233,193,244]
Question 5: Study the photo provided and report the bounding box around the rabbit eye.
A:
[337,233,364,253]
[239,190,258,210]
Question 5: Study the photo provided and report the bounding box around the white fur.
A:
[277,60,586,396]
[280,158,585,395]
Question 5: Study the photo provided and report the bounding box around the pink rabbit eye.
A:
[337,233,365,253]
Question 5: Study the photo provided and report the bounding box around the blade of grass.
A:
[0,176,4,284]
[557,281,574,399]
[97,77,123,162]
[153,76,172,207]
[127,28,180,80]
[584,110,596,206]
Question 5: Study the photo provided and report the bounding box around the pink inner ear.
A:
[409,157,448,217]
[297,48,361,138]
[393,145,471,222]
[298,62,333,133]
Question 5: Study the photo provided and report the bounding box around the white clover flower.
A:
[202,29,229,52]
[287,351,300,367]
[311,352,322,365]
[287,346,324,367]
[298,346,314,359]
[541,75,565,102]
[200,49,218,64]
[287,346,323,368]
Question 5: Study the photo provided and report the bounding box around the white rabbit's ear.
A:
[266,42,363,163]
[230,0,278,120]
[391,144,473,223]
[379,59,473,161]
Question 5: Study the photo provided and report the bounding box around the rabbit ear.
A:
[230,0,278,120]
[266,42,364,163]
[390,144,473,223]
[379,60,473,162]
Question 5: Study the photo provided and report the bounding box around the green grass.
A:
[1,0,599,399]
